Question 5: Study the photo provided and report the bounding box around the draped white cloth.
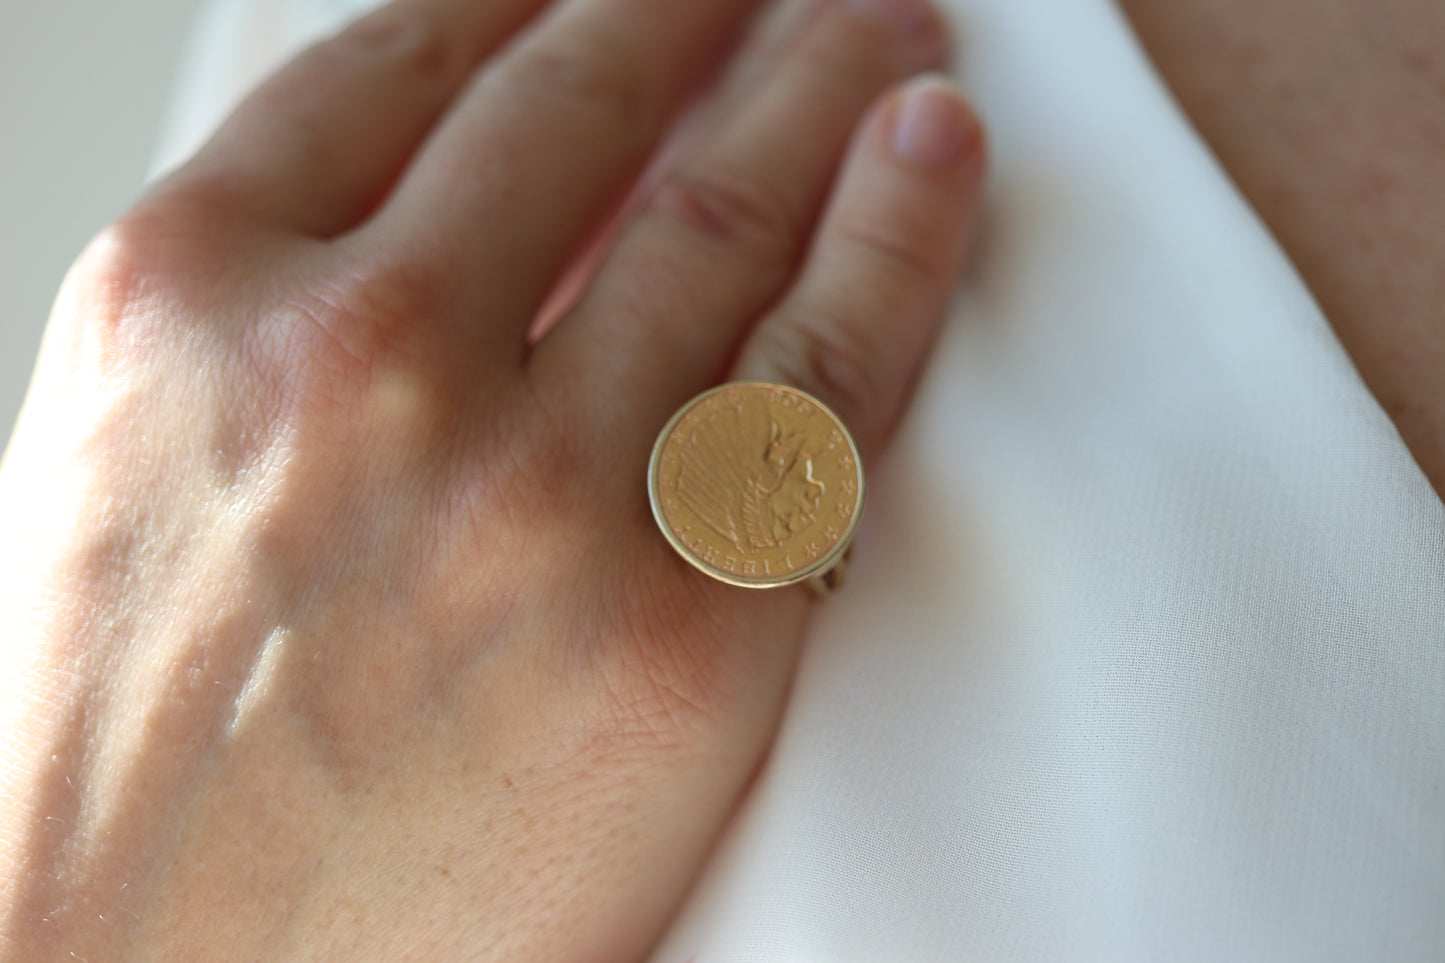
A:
[157,1,1445,959]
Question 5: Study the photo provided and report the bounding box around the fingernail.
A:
[849,0,940,39]
[890,77,975,168]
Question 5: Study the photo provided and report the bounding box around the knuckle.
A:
[833,219,953,284]
[648,167,800,258]
[751,309,884,433]
[495,36,654,133]
[69,224,163,340]
[63,207,211,371]
[264,256,447,419]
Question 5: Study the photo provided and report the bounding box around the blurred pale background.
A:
[0,0,200,450]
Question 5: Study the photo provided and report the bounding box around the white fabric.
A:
[158,1,1445,959]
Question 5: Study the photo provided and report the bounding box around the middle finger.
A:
[368,0,769,360]
[536,0,946,420]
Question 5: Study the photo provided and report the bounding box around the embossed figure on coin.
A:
[649,383,865,589]
[676,405,825,554]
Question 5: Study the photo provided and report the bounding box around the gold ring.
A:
[647,382,865,594]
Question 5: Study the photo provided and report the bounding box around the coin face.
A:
[648,382,865,589]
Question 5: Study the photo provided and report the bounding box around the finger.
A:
[371,0,769,354]
[171,0,551,237]
[536,0,948,419]
[529,0,826,339]
[734,76,985,458]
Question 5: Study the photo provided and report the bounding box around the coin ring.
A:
[647,382,866,591]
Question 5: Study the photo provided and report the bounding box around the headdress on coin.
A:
[676,402,817,555]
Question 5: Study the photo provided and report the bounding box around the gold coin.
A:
[648,382,865,589]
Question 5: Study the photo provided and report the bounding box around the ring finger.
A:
[534,0,949,422]
[735,76,986,459]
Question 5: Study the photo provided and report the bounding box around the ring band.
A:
[647,382,865,593]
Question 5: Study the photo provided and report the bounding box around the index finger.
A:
[172,0,553,237]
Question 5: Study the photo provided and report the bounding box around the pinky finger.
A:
[732,75,985,460]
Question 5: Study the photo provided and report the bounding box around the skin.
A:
[2,0,1441,959]
[0,0,985,959]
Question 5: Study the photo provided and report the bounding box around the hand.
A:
[0,0,983,958]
